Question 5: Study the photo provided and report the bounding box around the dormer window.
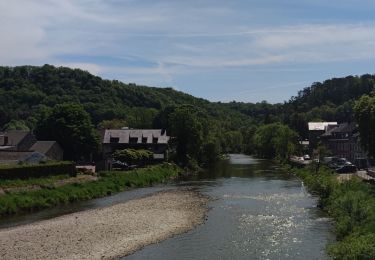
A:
[110,137,119,143]
[152,137,158,144]
[142,137,147,143]
[129,137,138,144]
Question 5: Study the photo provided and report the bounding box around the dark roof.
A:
[321,122,358,137]
[103,129,170,144]
[30,141,58,154]
[0,131,30,146]
[331,122,357,133]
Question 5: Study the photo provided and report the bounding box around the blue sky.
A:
[2,0,375,103]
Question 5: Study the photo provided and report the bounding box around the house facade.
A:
[308,122,338,150]
[0,131,36,151]
[0,131,63,163]
[318,122,369,166]
[101,128,170,170]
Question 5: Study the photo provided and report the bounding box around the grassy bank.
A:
[289,165,375,259]
[0,163,180,217]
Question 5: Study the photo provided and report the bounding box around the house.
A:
[320,122,367,161]
[0,131,36,151]
[0,131,63,164]
[0,151,42,164]
[101,128,170,170]
[319,122,369,167]
[308,122,338,150]
[30,141,64,161]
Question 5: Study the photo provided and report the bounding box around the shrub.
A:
[292,166,375,259]
[113,149,153,165]
[0,162,76,179]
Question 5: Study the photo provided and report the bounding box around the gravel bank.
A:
[0,190,208,259]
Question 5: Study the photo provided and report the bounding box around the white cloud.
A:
[2,0,375,97]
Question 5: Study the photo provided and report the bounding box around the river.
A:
[126,154,334,259]
[0,154,334,259]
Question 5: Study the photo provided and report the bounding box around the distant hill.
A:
[0,65,251,130]
[0,65,374,139]
[222,75,375,137]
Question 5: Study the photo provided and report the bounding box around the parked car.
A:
[112,160,129,170]
[303,154,311,160]
[328,157,351,169]
[336,165,357,173]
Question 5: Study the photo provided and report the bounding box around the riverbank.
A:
[0,189,208,259]
[0,163,180,217]
[289,165,375,259]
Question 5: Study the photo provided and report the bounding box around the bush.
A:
[0,162,76,179]
[291,166,375,259]
[113,149,153,165]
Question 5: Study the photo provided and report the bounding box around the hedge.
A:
[0,162,76,179]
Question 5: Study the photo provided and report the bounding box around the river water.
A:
[126,154,334,260]
[0,154,334,259]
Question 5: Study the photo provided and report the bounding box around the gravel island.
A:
[0,190,208,260]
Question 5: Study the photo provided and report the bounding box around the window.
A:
[110,137,119,143]
[152,137,158,144]
[129,137,138,144]
[142,137,147,144]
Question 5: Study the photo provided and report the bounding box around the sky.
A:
[2,0,375,103]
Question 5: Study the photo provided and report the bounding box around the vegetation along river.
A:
[0,154,334,259]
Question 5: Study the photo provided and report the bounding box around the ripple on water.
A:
[235,213,312,258]
[223,192,307,202]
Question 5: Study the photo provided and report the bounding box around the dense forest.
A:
[0,65,374,163]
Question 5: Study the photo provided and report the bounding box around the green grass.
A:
[291,165,375,259]
[0,163,181,217]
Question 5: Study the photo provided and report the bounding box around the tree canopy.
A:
[35,103,99,161]
[1,64,375,162]
[354,94,375,157]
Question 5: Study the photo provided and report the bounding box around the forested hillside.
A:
[225,75,375,138]
[0,65,210,128]
[0,65,254,162]
[1,64,374,162]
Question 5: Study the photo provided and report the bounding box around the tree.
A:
[98,119,127,130]
[222,131,243,153]
[241,126,257,154]
[2,119,29,131]
[201,137,222,163]
[36,103,99,161]
[354,94,375,157]
[253,123,299,160]
[168,106,203,164]
[313,143,330,173]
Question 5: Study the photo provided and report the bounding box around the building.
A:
[30,141,64,161]
[308,122,338,150]
[101,129,170,170]
[0,131,63,164]
[319,122,369,166]
[0,131,36,151]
